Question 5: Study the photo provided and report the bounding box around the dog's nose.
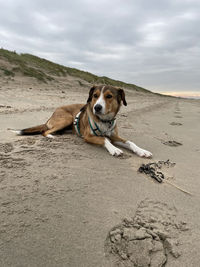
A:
[94,104,102,113]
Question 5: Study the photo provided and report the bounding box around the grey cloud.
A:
[0,0,200,93]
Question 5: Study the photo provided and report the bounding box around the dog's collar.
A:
[96,115,116,124]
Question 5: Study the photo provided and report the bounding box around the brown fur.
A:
[21,104,84,136]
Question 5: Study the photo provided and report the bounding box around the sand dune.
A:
[0,75,200,267]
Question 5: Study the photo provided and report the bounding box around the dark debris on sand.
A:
[138,160,176,183]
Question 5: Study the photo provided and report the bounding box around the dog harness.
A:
[88,116,116,136]
[74,111,82,136]
[74,111,116,137]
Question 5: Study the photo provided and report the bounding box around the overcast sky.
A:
[0,0,200,94]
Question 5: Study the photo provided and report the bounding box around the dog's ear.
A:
[118,88,127,106]
[87,85,96,103]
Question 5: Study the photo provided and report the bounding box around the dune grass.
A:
[0,48,150,93]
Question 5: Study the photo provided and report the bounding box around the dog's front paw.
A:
[136,148,152,158]
[127,141,152,158]
[110,147,123,157]
[105,138,123,156]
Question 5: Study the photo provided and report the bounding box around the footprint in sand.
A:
[170,122,183,126]
[0,155,28,169]
[105,199,189,267]
[174,115,183,118]
[162,140,182,147]
[0,142,14,153]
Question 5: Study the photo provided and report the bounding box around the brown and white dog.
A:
[11,85,152,157]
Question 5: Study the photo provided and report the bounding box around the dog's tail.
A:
[9,124,48,136]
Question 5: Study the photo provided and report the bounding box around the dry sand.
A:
[0,75,200,267]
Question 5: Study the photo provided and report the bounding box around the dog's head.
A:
[87,85,127,121]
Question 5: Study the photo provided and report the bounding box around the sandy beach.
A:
[0,74,200,267]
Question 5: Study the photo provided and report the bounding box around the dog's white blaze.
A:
[104,138,123,156]
[114,141,152,158]
[93,86,106,114]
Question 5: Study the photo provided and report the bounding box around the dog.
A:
[11,85,152,157]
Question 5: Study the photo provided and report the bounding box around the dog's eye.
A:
[93,94,98,98]
[106,94,112,99]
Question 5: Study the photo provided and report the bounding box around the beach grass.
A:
[0,48,151,93]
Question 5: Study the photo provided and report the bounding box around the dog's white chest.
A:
[96,121,115,137]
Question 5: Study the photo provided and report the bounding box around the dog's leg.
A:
[43,113,73,138]
[110,135,152,158]
[84,134,123,156]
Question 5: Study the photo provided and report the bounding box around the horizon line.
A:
[157,91,200,99]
